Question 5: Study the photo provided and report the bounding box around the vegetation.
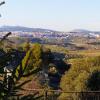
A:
[0,34,44,99]
[0,32,100,99]
[59,56,100,100]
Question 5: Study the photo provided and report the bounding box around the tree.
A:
[16,43,43,76]
[86,70,100,91]
[0,33,43,99]
[0,46,43,99]
[24,41,30,52]
[59,56,100,100]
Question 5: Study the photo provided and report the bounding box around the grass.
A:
[69,50,100,57]
[44,44,100,57]
[44,44,68,54]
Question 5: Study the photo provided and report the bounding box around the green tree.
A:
[24,41,30,52]
[16,43,43,77]
[59,56,100,100]
[86,70,100,91]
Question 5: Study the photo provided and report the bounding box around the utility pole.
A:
[0,1,5,17]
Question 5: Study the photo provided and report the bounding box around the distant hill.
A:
[70,29,91,33]
[0,26,100,38]
[69,29,100,37]
[0,26,58,33]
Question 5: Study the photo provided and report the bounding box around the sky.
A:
[0,0,100,31]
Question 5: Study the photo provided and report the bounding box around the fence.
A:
[13,88,100,100]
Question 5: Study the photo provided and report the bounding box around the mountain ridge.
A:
[0,25,100,33]
[0,25,58,33]
[0,26,100,38]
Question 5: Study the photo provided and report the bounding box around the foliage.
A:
[86,70,100,91]
[59,56,100,100]
[0,33,44,99]
[24,43,42,75]
[24,41,30,52]
[48,63,57,74]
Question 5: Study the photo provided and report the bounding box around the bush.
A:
[59,56,100,100]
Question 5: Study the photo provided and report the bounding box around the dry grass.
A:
[69,50,100,57]
[44,44,100,57]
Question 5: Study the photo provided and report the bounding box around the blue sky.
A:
[0,0,100,31]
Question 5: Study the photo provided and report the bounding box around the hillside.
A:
[0,26,58,33]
